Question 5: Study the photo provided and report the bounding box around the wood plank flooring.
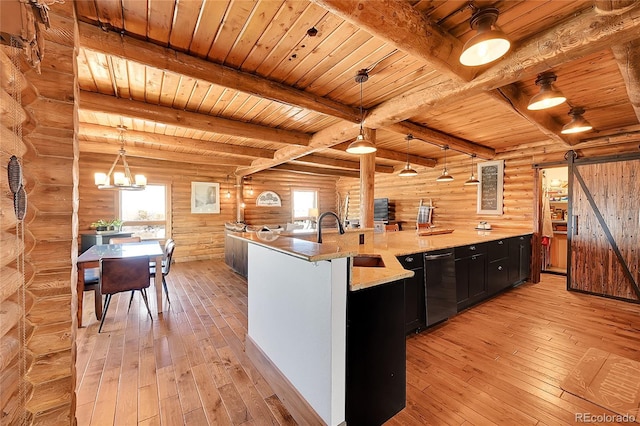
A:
[76,261,640,425]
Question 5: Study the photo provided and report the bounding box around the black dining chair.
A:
[98,256,153,333]
[150,240,175,305]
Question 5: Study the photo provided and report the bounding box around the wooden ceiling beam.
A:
[79,139,252,166]
[272,164,360,179]
[79,123,276,159]
[388,121,495,160]
[365,4,640,128]
[309,0,473,82]
[77,22,362,123]
[611,40,640,122]
[331,142,437,168]
[294,154,394,174]
[80,91,310,146]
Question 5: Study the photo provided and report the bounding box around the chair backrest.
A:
[110,236,141,244]
[100,256,150,295]
[385,223,400,232]
[163,238,174,254]
[416,222,431,231]
[162,241,176,275]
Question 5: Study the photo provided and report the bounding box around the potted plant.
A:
[91,219,110,232]
[109,218,123,232]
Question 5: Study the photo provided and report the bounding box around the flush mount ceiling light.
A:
[527,72,566,110]
[94,124,147,191]
[346,69,377,154]
[464,154,480,185]
[398,134,418,177]
[436,145,454,182]
[561,107,593,134]
[459,7,511,66]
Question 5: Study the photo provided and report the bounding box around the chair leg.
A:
[127,290,135,312]
[162,276,171,305]
[140,289,153,321]
[98,294,112,333]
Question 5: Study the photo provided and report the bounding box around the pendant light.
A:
[346,69,377,154]
[561,107,593,134]
[94,124,147,191]
[459,7,511,66]
[527,72,566,110]
[225,175,231,198]
[464,154,480,185]
[436,146,454,182]
[398,134,418,177]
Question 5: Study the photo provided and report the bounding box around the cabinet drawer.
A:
[454,243,486,258]
[488,259,509,295]
[397,253,424,268]
[487,239,508,261]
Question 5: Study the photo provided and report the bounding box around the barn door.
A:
[567,152,640,302]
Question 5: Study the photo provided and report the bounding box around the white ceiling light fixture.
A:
[346,69,377,155]
[398,134,418,177]
[527,72,566,110]
[561,107,593,134]
[94,124,147,191]
[459,7,511,67]
[436,145,454,182]
[464,154,480,185]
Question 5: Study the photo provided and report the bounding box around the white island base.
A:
[246,243,348,425]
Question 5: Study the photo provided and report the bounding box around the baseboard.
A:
[245,336,327,425]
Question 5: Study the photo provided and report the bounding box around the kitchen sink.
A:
[352,254,385,268]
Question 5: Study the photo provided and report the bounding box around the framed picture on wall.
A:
[191,181,220,214]
[477,160,504,215]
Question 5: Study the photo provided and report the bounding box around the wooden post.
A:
[359,128,375,229]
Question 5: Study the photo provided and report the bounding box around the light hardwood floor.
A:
[76,261,640,425]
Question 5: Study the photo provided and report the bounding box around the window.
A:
[118,184,170,240]
[292,189,318,221]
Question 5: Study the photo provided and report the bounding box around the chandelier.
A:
[94,124,147,191]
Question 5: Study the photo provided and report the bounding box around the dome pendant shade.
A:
[464,173,480,185]
[459,8,510,66]
[561,107,593,134]
[399,163,418,177]
[346,132,377,154]
[436,169,454,182]
[527,72,566,110]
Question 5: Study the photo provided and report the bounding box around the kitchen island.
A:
[229,228,532,425]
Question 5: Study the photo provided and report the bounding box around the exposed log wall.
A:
[0,2,78,424]
[242,170,339,229]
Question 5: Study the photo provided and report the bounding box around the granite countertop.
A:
[229,228,532,291]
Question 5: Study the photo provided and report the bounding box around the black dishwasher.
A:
[424,249,457,326]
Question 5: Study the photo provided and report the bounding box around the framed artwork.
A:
[477,160,504,215]
[256,190,282,207]
[191,181,220,214]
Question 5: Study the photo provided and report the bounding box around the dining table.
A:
[76,240,164,327]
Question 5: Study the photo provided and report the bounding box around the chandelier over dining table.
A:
[94,124,147,191]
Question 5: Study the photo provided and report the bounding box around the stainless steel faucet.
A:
[316,211,345,243]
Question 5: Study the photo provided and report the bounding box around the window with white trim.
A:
[291,189,318,221]
[118,184,169,240]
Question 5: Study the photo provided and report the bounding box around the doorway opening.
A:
[541,167,568,275]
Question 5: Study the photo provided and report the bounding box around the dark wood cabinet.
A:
[455,243,487,311]
[346,279,406,426]
[487,239,509,295]
[508,235,531,284]
[80,231,133,253]
[224,231,248,277]
[396,253,426,334]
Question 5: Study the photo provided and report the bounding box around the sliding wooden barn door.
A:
[567,152,640,302]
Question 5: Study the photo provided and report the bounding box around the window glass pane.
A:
[292,190,317,219]
[121,225,165,239]
[120,185,166,221]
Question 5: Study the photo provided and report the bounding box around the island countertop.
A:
[229,228,533,291]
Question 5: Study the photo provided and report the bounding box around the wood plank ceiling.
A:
[74,0,640,177]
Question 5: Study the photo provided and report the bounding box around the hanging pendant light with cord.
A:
[561,107,593,134]
[398,134,418,177]
[459,7,510,66]
[347,69,377,154]
[436,145,454,182]
[527,72,566,110]
[225,175,231,198]
[94,124,147,191]
[464,153,480,185]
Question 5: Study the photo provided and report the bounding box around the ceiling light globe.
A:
[346,133,377,154]
[398,164,418,177]
[527,87,566,110]
[460,31,510,66]
[561,107,593,134]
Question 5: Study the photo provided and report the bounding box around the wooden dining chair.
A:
[83,268,103,320]
[98,256,152,332]
[385,223,400,232]
[150,240,176,305]
[109,236,141,244]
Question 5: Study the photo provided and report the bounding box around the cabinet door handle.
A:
[405,256,414,263]
[469,245,476,251]
[498,240,504,245]
[498,265,503,271]
[425,253,453,260]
